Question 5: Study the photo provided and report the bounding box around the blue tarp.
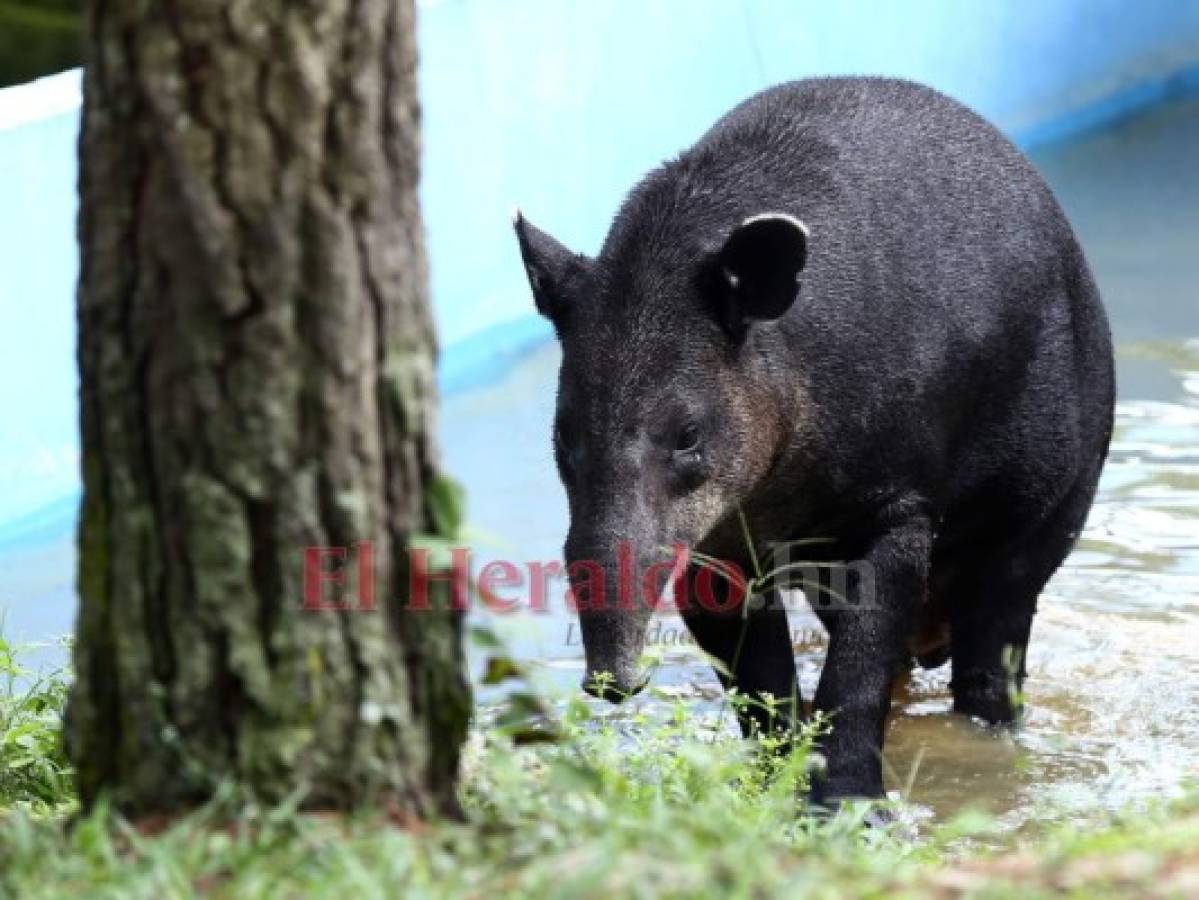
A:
[2,0,1199,531]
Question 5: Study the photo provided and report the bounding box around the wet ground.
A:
[442,96,1199,832]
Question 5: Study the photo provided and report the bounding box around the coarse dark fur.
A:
[513,77,1115,805]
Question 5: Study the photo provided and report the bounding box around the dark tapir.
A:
[513,78,1115,805]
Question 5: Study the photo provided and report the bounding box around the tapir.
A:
[513,77,1115,805]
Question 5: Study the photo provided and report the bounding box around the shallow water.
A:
[442,97,1199,831]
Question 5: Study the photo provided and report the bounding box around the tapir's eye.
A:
[673,422,702,458]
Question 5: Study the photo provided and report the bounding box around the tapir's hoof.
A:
[857,803,898,830]
[807,793,896,829]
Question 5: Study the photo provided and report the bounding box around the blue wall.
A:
[420,0,1199,387]
[0,87,80,534]
[2,0,1199,530]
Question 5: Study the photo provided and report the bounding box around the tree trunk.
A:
[66,0,469,817]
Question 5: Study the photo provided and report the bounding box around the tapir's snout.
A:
[565,520,662,705]
[581,666,650,703]
[573,604,654,704]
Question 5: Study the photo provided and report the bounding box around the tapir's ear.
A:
[513,210,588,326]
[709,213,808,339]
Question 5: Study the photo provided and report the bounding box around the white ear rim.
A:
[740,211,810,240]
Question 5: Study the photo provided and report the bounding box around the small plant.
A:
[2,630,1199,896]
[0,634,74,813]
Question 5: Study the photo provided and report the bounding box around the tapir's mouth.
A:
[581,669,650,704]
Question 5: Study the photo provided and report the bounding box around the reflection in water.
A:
[442,97,1199,833]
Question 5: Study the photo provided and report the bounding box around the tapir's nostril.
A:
[581,671,649,704]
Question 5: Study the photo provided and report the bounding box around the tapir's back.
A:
[683,76,1114,527]
[692,77,1081,332]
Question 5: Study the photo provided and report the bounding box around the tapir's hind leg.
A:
[948,476,1098,724]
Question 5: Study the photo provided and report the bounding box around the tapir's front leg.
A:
[680,568,803,738]
[810,513,931,804]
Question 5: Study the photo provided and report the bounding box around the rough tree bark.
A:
[65,0,470,816]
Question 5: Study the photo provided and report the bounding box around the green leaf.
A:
[425,474,466,540]
[482,655,524,685]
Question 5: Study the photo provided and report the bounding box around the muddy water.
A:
[442,96,1199,831]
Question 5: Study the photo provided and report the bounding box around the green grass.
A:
[0,635,73,814]
[1,635,1198,898]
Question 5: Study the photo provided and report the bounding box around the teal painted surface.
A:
[1,0,1199,533]
[419,0,1199,353]
[0,97,79,529]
